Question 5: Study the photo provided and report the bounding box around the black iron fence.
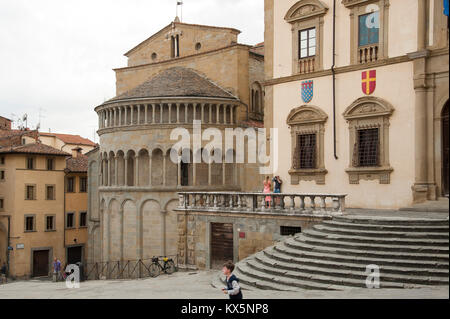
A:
[84,255,179,281]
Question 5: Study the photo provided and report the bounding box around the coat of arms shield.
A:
[301,80,313,103]
[362,70,376,95]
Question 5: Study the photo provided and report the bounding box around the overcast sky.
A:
[0,0,264,143]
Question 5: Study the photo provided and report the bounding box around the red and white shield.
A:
[362,70,376,95]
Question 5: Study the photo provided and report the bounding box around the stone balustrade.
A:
[177,192,347,215]
[358,44,379,64]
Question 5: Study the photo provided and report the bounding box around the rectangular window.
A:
[46,185,55,200]
[297,134,317,169]
[25,216,35,232]
[0,170,4,180]
[26,157,34,170]
[46,216,55,231]
[298,27,316,59]
[67,177,75,193]
[0,198,4,211]
[358,12,379,46]
[0,157,4,165]
[66,212,74,229]
[80,177,87,193]
[79,212,87,227]
[47,158,54,171]
[357,128,379,167]
[280,226,302,236]
[25,185,35,200]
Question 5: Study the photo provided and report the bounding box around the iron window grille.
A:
[296,133,317,169]
[356,128,380,167]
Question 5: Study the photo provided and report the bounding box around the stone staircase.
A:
[214,216,449,291]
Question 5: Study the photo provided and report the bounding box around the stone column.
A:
[193,104,197,121]
[208,161,212,186]
[201,104,205,123]
[124,106,128,125]
[216,104,221,123]
[135,155,140,187]
[130,105,134,125]
[119,107,122,126]
[163,152,167,186]
[114,156,118,186]
[177,155,181,186]
[168,103,172,123]
[124,156,128,187]
[152,104,156,124]
[145,104,148,124]
[107,157,111,186]
[222,161,226,185]
[160,104,163,124]
[224,105,228,125]
[137,105,141,124]
[185,104,188,123]
[176,103,180,124]
[230,105,234,125]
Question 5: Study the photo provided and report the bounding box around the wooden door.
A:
[33,250,49,277]
[210,223,233,269]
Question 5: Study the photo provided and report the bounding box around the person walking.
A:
[263,176,272,208]
[221,261,243,299]
[52,257,61,282]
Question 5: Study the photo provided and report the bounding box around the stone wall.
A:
[176,210,330,270]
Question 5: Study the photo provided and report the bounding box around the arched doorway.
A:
[442,101,449,196]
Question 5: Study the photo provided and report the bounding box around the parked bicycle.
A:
[149,256,177,277]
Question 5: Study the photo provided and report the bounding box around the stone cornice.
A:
[284,0,329,24]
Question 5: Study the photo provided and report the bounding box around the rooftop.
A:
[39,132,96,146]
[66,153,88,172]
[104,67,238,105]
[0,142,70,156]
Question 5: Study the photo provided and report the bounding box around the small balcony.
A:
[358,44,379,64]
[177,191,347,215]
[298,56,316,74]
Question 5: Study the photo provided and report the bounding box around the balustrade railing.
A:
[358,44,379,64]
[177,192,346,215]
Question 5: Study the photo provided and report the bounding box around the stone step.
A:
[333,216,449,226]
[242,259,407,289]
[264,246,450,276]
[283,238,449,262]
[303,228,449,246]
[211,273,255,291]
[233,267,300,291]
[321,220,449,233]
[294,235,449,254]
[313,224,449,239]
[254,252,449,285]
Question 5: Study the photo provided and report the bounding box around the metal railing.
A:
[177,192,347,215]
[84,255,179,281]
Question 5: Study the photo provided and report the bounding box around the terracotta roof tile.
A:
[66,154,88,172]
[40,132,95,146]
[106,67,238,103]
[0,142,70,156]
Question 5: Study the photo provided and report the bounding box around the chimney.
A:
[72,147,82,158]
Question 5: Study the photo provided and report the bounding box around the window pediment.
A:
[287,105,328,126]
[343,96,394,120]
[284,0,329,24]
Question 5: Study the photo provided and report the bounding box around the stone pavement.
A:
[0,270,448,299]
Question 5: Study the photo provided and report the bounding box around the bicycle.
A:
[149,256,177,278]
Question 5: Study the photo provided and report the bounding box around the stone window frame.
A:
[25,184,36,200]
[45,214,56,232]
[45,184,56,201]
[287,105,328,185]
[343,96,394,184]
[24,214,36,232]
[0,169,5,182]
[0,197,4,211]
[65,211,76,229]
[342,0,390,64]
[284,0,328,74]
[79,211,87,228]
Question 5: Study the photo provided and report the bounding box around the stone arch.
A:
[138,149,150,186]
[342,96,394,120]
[140,199,162,259]
[251,81,263,114]
[225,148,236,185]
[108,151,115,186]
[126,150,136,186]
[122,199,138,261]
[151,148,164,186]
[164,199,180,257]
[211,148,223,185]
[116,151,125,186]
[165,149,178,186]
[284,0,329,23]
[287,105,328,126]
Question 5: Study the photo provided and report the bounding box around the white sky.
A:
[0,0,264,143]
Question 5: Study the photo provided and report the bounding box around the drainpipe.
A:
[331,0,338,160]
[7,216,10,277]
